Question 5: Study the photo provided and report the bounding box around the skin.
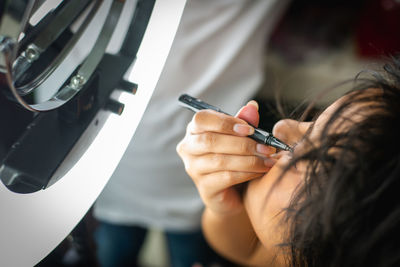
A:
[176,96,348,266]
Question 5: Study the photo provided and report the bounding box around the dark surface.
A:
[0,0,155,193]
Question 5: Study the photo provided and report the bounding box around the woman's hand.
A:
[177,101,276,216]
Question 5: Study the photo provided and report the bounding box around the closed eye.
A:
[289,121,315,153]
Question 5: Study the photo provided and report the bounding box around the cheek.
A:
[245,165,284,218]
[244,162,302,246]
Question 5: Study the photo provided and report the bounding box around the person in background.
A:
[93,0,289,266]
[177,58,400,267]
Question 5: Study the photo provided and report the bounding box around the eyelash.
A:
[291,121,316,153]
[289,122,316,170]
[290,142,299,153]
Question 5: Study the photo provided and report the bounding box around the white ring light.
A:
[0,0,186,266]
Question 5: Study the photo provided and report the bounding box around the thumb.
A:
[235,100,260,127]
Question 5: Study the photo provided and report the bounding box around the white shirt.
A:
[94,0,288,230]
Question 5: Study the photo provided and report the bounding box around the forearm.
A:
[202,207,269,266]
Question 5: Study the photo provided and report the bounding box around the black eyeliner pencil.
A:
[178,94,292,152]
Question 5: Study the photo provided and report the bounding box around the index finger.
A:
[188,110,254,137]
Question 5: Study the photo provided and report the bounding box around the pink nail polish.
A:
[233,124,254,135]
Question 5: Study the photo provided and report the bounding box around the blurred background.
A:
[35,0,400,266]
[256,0,400,130]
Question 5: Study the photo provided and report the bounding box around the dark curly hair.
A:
[282,57,400,267]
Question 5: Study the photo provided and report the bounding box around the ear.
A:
[235,101,260,127]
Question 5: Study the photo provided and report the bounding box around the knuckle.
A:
[212,154,225,169]
[193,110,207,126]
[184,162,198,181]
[176,141,184,155]
[219,118,233,133]
[248,156,259,169]
[221,171,235,184]
[191,134,201,145]
[199,132,216,150]
[239,140,253,154]
[186,121,194,133]
[176,137,191,156]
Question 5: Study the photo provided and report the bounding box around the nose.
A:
[272,119,312,146]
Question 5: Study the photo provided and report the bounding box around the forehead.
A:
[311,89,381,138]
[310,96,345,138]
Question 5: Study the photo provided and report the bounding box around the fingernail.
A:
[269,153,279,159]
[233,124,254,135]
[247,100,259,110]
[256,144,274,155]
[264,158,276,167]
